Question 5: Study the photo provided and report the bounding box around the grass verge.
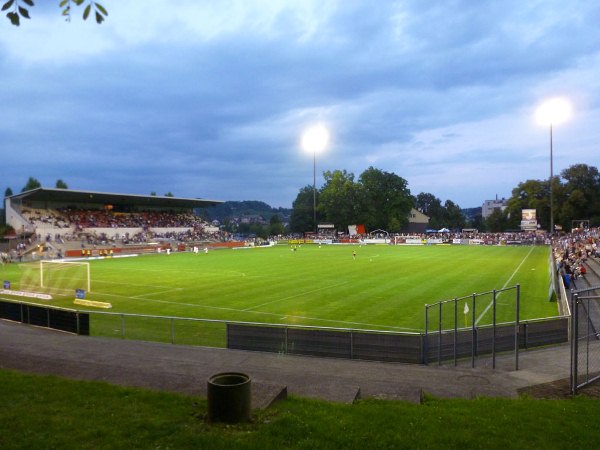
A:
[1,368,599,449]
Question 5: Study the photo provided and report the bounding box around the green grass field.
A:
[2,368,600,449]
[1,244,557,336]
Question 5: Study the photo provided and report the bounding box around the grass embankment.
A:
[1,368,598,449]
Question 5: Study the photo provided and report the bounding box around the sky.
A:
[2,1,600,209]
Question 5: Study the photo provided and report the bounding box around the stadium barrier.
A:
[0,299,89,335]
[423,285,570,368]
[227,318,567,364]
[0,299,568,365]
[422,318,569,365]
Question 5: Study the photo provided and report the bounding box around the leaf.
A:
[73,0,84,5]
[95,10,103,24]
[62,6,70,16]
[18,6,30,18]
[1,0,14,12]
[22,0,33,6]
[95,2,107,16]
[7,11,19,25]
[82,3,90,20]
[59,0,68,6]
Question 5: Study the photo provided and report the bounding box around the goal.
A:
[39,260,91,293]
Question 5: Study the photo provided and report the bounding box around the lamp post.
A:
[535,97,572,234]
[301,124,329,233]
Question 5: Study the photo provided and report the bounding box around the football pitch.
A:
[1,244,557,333]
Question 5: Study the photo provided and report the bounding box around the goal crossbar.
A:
[40,260,91,293]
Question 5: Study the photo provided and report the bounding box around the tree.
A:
[4,187,13,197]
[164,192,174,197]
[485,208,507,232]
[504,179,550,230]
[3,0,108,26]
[358,167,412,232]
[289,186,316,233]
[150,192,157,196]
[443,200,466,231]
[415,192,444,229]
[561,164,600,193]
[468,212,484,231]
[269,214,285,237]
[319,170,362,231]
[55,179,68,189]
[559,164,600,227]
[21,176,41,192]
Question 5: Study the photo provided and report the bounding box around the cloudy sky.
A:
[2,1,599,209]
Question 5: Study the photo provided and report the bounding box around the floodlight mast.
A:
[301,125,330,234]
[535,98,572,234]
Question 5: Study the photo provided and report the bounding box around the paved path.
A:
[0,319,573,405]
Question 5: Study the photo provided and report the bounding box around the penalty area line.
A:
[475,246,534,325]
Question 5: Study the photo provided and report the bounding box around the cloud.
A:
[1,1,599,209]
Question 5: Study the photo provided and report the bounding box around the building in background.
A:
[407,208,430,234]
[482,196,508,218]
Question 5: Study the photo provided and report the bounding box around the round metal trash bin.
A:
[207,372,251,423]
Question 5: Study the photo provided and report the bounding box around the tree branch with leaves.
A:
[2,0,107,26]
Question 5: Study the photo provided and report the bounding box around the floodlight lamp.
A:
[302,124,330,154]
[535,97,572,126]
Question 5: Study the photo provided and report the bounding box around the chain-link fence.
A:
[570,286,600,394]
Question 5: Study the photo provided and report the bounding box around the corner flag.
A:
[464,302,469,315]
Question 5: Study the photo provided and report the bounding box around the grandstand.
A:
[3,188,224,260]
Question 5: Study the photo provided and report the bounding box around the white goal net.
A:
[19,260,91,295]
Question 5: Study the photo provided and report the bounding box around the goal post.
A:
[40,260,91,293]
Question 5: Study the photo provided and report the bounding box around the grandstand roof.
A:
[9,188,222,209]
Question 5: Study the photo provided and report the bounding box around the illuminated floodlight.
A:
[301,124,330,234]
[535,97,572,233]
[535,97,572,126]
[301,124,330,154]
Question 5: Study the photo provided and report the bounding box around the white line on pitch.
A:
[243,282,349,311]
[93,279,184,290]
[81,291,416,331]
[475,246,534,325]
[131,288,183,299]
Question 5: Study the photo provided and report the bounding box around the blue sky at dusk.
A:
[2,1,599,208]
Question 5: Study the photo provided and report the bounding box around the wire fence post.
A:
[515,283,520,371]
[453,298,458,366]
[438,301,442,365]
[471,293,476,368]
[170,317,175,344]
[492,289,497,369]
[424,304,429,365]
[571,292,579,395]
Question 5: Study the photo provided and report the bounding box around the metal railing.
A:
[1,297,570,366]
[425,285,521,369]
[570,286,600,395]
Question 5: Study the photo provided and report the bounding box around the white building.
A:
[482,197,507,218]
